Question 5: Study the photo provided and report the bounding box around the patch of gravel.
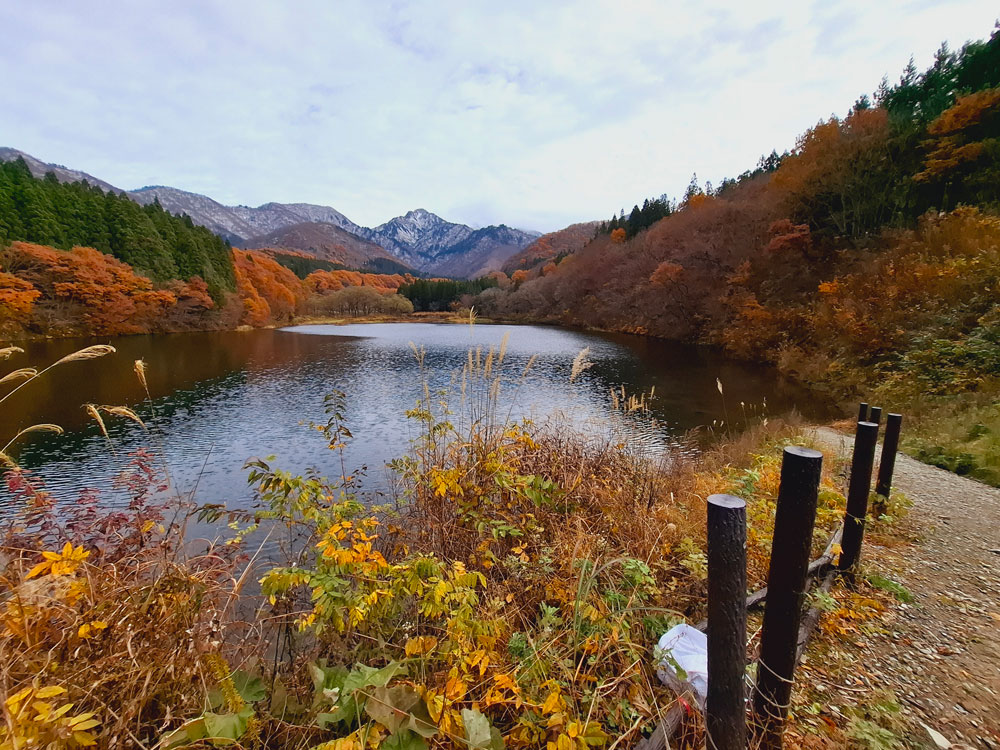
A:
[814,427,1000,748]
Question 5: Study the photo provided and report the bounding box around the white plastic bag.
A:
[655,623,708,708]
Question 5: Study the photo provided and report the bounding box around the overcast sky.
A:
[1,1,996,232]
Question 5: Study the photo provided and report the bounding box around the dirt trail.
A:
[814,428,1000,748]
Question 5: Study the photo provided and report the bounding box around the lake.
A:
[2,323,830,514]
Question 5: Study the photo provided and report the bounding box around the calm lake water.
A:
[2,323,830,514]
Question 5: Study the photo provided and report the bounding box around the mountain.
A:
[128,185,253,245]
[502,221,601,274]
[363,209,540,275]
[246,221,410,272]
[0,147,120,193]
[430,224,545,278]
[232,202,365,238]
[1,148,541,277]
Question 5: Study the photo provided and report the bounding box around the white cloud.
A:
[0,0,995,231]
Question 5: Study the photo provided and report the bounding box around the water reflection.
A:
[2,324,830,514]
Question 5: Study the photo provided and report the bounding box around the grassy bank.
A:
[0,341,909,749]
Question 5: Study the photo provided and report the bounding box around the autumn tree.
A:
[915,87,1000,209]
[0,270,40,328]
[7,242,177,335]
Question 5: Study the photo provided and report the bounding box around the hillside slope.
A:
[246,221,409,271]
[502,221,601,274]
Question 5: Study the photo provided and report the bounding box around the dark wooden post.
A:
[839,421,879,580]
[869,406,882,427]
[707,494,748,750]
[753,447,822,750]
[857,402,869,422]
[875,414,902,498]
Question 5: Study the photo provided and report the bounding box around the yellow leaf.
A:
[405,635,438,656]
[26,561,51,579]
[444,675,467,702]
[6,687,32,709]
[73,731,98,746]
[35,686,66,699]
[542,690,562,714]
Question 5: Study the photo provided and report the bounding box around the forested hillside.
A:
[0,158,235,298]
[477,27,1000,481]
[0,160,434,337]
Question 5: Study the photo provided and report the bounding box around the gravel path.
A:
[814,428,1000,748]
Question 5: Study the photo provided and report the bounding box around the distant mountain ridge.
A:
[0,148,541,277]
[0,147,120,192]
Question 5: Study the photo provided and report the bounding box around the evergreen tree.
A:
[0,159,236,299]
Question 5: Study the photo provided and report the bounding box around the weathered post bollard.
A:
[869,406,882,427]
[857,402,869,423]
[875,414,903,498]
[839,421,879,581]
[707,495,748,750]
[873,413,903,517]
[753,447,823,750]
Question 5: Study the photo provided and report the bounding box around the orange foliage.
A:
[916,88,1000,182]
[772,108,891,238]
[232,250,305,325]
[0,271,41,324]
[765,219,813,256]
[927,87,1000,136]
[8,242,177,335]
[541,262,557,277]
[684,193,711,210]
[649,262,684,287]
[812,207,1000,357]
[511,269,529,284]
[305,269,408,295]
[610,228,626,244]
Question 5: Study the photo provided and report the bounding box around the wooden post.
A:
[707,494,748,750]
[839,421,878,580]
[875,413,902,499]
[753,447,822,750]
[869,406,882,427]
[857,402,869,423]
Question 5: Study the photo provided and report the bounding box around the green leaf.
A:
[364,661,408,688]
[310,661,348,697]
[381,729,428,750]
[203,706,254,743]
[364,685,437,738]
[268,678,306,721]
[461,708,494,749]
[232,671,267,703]
[316,713,339,730]
[160,717,207,749]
